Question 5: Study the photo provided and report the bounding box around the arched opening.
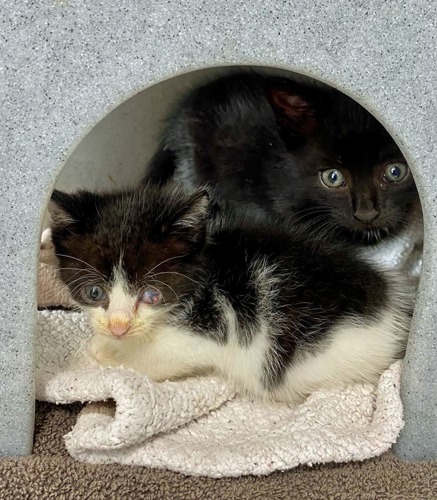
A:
[37,63,422,424]
[33,63,426,469]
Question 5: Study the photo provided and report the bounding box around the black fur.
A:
[144,72,421,246]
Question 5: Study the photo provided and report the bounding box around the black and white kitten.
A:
[49,182,413,403]
[145,72,422,252]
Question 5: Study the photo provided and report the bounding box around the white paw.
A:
[85,336,119,368]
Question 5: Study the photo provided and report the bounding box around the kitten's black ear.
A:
[175,188,210,231]
[48,190,78,229]
[161,187,210,248]
[48,190,104,231]
[267,86,318,136]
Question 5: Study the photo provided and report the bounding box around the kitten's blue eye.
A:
[140,289,161,305]
[320,169,345,188]
[85,285,106,302]
[383,162,409,183]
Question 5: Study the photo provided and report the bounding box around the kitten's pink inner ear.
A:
[268,89,318,134]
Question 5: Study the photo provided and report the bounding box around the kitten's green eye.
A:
[320,169,346,188]
[85,285,106,302]
[383,162,409,183]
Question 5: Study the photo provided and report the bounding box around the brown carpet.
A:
[1,402,437,499]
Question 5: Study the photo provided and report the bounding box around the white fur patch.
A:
[272,309,409,403]
[215,298,271,396]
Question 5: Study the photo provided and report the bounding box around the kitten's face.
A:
[49,185,208,340]
[292,132,419,243]
[268,85,421,243]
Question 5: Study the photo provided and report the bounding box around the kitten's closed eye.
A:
[140,289,161,305]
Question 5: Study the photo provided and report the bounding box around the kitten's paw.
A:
[85,336,119,368]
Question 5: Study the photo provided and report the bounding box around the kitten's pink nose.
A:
[109,323,131,337]
[108,311,132,337]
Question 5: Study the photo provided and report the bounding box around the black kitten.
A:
[49,182,413,403]
[144,72,422,247]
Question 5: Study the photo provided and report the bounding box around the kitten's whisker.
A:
[60,335,90,361]
[67,278,102,296]
[308,219,343,251]
[63,271,100,283]
[55,253,107,280]
[71,335,94,362]
[322,223,343,246]
[145,254,188,276]
[56,267,99,272]
[153,271,201,286]
[65,274,100,289]
[289,207,333,226]
[291,206,332,220]
[149,279,180,301]
[58,267,102,282]
[293,213,336,240]
[49,330,91,363]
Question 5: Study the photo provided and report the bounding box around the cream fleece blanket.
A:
[36,228,414,477]
[35,310,404,477]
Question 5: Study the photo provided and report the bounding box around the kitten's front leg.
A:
[83,326,222,382]
[84,334,121,368]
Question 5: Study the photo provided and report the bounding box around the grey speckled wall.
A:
[1,0,436,458]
